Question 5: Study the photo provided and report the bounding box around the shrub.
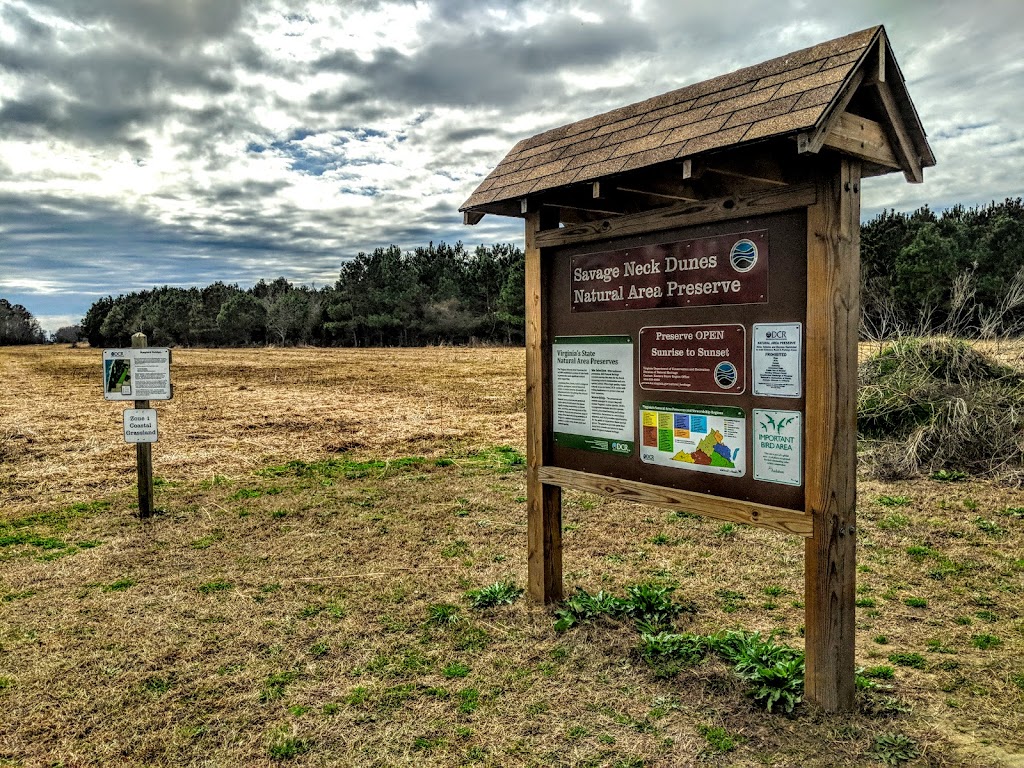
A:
[858,337,1024,478]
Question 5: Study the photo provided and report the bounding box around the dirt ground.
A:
[1,345,527,516]
[1,344,1023,767]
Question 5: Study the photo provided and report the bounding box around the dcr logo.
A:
[765,330,788,340]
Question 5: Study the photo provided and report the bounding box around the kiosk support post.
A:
[526,209,564,603]
[803,157,861,711]
[131,332,155,519]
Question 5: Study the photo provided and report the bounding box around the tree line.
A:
[4,199,1023,348]
[861,198,1024,338]
[0,299,47,345]
[79,241,526,348]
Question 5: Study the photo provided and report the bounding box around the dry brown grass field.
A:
[1,344,1023,767]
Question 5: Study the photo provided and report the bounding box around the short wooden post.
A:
[131,332,155,519]
[803,157,861,711]
[525,209,563,603]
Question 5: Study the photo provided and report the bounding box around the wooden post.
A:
[803,157,861,711]
[131,332,155,519]
[525,208,563,603]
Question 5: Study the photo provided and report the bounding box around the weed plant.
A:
[464,580,523,609]
[869,732,920,765]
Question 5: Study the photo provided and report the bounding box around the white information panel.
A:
[752,323,801,398]
[103,348,172,401]
[753,409,802,486]
[123,408,159,443]
[552,335,634,455]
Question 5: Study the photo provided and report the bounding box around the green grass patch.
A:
[266,731,310,760]
[104,578,137,592]
[0,531,67,550]
[258,446,525,483]
[888,652,926,670]
[190,530,226,549]
[698,724,740,753]
[443,662,471,679]
[260,670,299,702]
[465,581,522,609]
[425,603,462,625]
[971,633,1002,650]
[973,517,1006,536]
[863,665,895,680]
[877,513,911,531]
[198,580,233,595]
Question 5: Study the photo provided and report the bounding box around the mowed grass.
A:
[1,345,1023,766]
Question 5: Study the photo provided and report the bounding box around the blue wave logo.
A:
[714,361,738,389]
[729,239,758,272]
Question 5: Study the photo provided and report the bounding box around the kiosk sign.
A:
[103,348,172,401]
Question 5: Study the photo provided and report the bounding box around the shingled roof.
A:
[461,26,933,220]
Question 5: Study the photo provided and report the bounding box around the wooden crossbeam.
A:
[822,112,899,170]
[869,78,924,183]
[616,185,700,203]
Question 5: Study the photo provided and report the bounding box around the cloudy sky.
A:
[2,0,1022,333]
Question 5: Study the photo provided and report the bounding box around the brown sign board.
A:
[570,230,768,312]
[640,324,746,394]
[546,211,806,512]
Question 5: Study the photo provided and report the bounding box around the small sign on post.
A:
[102,347,172,401]
[103,333,171,519]
[123,409,159,443]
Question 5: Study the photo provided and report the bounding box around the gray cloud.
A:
[311,13,656,110]
[24,0,248,46]
[1,0,1022,334]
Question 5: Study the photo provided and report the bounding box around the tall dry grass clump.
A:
[858,336,1024,479]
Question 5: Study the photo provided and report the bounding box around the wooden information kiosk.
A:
[461,26,934,712]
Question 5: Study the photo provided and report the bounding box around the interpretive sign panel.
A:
[570,230,768,313]
[639,402,745,476]
[753,409,802,486]
[552,336,634,455]
[640,324,745,394]
[753,323,802,397]
[123,408,158,443]
[103,348,172,401]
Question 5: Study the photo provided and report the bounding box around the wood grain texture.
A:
[131,332,154,520]
[823,112,899,170]
[536,466,812,537]
[525,211,564,603]
[803,158,860,712]
[535,182,816,248]
[871,78,924,183]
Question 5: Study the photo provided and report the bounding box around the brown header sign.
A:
[570,230,768,312]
